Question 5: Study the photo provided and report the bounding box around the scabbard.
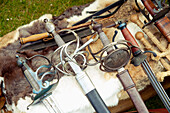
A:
[86,89,110,113]
[117,69,149,113]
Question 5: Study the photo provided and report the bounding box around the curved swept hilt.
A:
[99,42,131,72]
[16,55,56,94]
[92,22,149,113]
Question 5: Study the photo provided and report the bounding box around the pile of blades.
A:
[1,0,170,113]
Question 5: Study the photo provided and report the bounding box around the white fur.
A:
[15,62,123,113]
[67,0,120,26]
[12,14,53,43]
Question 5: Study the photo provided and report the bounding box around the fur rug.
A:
[0,0,169,113]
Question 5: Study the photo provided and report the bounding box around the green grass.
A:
[0,0,94,37]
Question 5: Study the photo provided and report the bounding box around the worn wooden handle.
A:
[130,14,166,51]
[135,31,170,69]
[135,31,152,50]
[20,32,50,44]
[121,28,140,54]
[130,14,144,28]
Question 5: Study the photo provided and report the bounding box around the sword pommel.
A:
[92,23,103,33]
[44,19,56,34]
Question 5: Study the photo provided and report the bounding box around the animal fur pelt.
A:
[0,0,169,113]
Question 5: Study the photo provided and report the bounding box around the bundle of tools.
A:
[14,0,170,112]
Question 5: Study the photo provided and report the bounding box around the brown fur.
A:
[0,3,90,106]
[0,0,169,109]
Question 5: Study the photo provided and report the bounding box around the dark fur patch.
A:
[0,3,90,105]
[0,0,137,106]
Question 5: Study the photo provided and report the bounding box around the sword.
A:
[16,55,64,113]
[44,19,110,113]
[92,22,149,113]
[135,0,170,42]
[117,21,170,112]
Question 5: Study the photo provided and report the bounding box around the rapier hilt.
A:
[45,19,111,113]
[44,19,65,47]
[16,55,56,94]
[92,22,149,113]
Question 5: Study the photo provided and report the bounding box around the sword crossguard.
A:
[16,55,56,94]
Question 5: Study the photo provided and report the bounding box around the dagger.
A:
[18,15,118,52]
[16,55,64,113]
[18,27,93,52]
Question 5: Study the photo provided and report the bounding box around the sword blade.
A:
[142,60,170,112]
[42,95,63,113]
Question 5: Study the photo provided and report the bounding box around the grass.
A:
[0,0,94,37]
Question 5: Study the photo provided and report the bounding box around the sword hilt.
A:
[45,20,111,113]
[16,55,54,94]
[16,55,41,93]
[117,21,142,56]
[92,21,149,113]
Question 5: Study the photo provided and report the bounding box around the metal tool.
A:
[135,0,170,42]
[117,21,170,112]
[16,55,63,113]
[92,22,149,113]
[45,19,111,113]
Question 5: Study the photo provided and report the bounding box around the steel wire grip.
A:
[16,54,58,107]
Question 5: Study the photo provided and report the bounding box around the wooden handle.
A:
[20,32,50,44]
[155,16,170,42]
[141,0,157,16]
[135,32,152,50]
[130,14,166,52]
[130,14,144,28]
[121,28,140,55]
[136,32,170,63]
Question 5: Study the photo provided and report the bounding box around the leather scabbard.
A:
[117,70,149,113]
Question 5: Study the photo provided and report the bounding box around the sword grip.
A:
[21,64,40,92]
[141,0,157,16]
[20,32,50,44]
[121,27,141,56]
[117,22,141,56]
[117,69,149,113]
